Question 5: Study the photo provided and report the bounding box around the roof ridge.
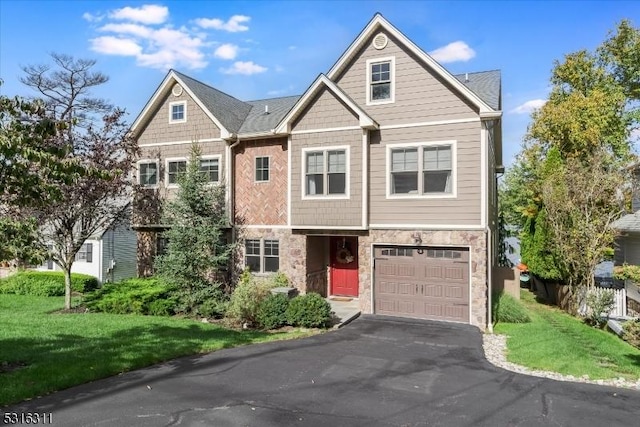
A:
[172,69,249,105]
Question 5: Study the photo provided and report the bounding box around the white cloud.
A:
[267,85,295,96]
[631,128,640,141]
[511,99,547,114]
[214,43,238,60]
[195,15,250,32]
[288,45,297,50]
[110,4,168,25]
[82,12,103,23]
[90,36,142,56]
[221,61,267,75]
[99,23,152,38]
[429,41,475,63]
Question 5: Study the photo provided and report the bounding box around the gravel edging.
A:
[483,333,640,390]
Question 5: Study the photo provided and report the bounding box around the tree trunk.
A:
[64,266,72,310]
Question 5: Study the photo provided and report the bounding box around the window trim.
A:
[75,243,93,263]
[255,156,270,183]
[366,56,395,106]
[385,140,457,199]
[165,157,188,188]
[199,155,222,184]
[301,145,350,200]
[169,100,187,124]
[137,159,160,188]
[244,238,280,274]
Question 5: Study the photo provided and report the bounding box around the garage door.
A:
[374,246,470,323]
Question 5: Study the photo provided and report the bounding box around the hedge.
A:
[0,271,99,296]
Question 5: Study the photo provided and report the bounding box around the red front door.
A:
[330,236,359,297]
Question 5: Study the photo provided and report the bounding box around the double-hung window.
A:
[138,161,158,187]
[169,101,186,123]
[255,156,270,182]
[367,57,395,104]
[75,243,93,263]
[199,157,220,183]
[245,239,279,273]
[166,159,187,186]
[304,148,348,197]
[389,142,454,197]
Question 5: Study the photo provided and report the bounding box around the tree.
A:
[502,21,639,306]
[155,143,233,317]
[16,54,138,309]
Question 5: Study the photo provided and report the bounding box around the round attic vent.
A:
[373,33,388,50]
[172,83,183,97]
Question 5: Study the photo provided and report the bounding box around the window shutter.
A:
[86,243,93,263]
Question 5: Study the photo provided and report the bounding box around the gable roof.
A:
[238,95,301,136]
[454,70,501,111]
[130,70,252,139]
[327,13,501,117]
[612,211,640,233]
[275,74,379,134]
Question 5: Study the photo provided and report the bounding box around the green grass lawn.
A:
[494,290,640,380]
[0,295,317,406]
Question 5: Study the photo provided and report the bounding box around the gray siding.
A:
[620,234,640,265]
[369,121,482,225]
[334,30,477,125]
[291,130,363,227]
[138,87,221,145]
[101,214,137,283]
[292,88,359,131]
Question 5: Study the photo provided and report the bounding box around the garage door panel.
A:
[374,246,470,323]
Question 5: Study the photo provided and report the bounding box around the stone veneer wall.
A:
[137,231,157,278]
[235,227,307,292]
[358,229,488,330]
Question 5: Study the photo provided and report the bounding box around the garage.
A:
[373,246,470,323]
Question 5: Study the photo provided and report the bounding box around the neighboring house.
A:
[129,14,503,330]
[37,212,137,284]
[611,210,640,315]
[503,236,521,268]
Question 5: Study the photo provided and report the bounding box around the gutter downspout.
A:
[228,136,241,245]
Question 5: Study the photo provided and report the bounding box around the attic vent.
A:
[372,33,388,50]
[172,83,183,97]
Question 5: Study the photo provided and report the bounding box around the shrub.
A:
[584,288,615,328]
[613,264,640,283]
[256,293,290,330]
[285,293,332,328]
[271,271,289,288]
[0,271,99,296]
[492,292,531,324]
[85,278,176,315]
[622,319,640,349]
[226,269,276,326]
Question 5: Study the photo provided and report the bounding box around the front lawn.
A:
[0,295,317,406]
[494,290,640,381]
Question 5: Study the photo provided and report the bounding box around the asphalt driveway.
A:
[5,316,640,426]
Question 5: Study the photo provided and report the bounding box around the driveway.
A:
[6,316,640,426]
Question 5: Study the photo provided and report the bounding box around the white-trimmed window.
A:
[387,141,456,198]
[367,57,395,105]
[166,159,187,187]
[255,156,270,182]
[245,239,279,273]
[199,156,220,183]
[138,160,159,187]
[303,147,349,198]
[169,101,186,123]
[75,243,93,263]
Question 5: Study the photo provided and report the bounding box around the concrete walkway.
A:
[327,297,360,327]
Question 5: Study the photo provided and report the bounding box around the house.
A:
[37,211,137,284]
[611,210,640,316]
[129,14,503,330]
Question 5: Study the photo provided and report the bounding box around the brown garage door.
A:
[374,246,470,323]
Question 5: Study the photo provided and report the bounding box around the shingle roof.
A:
[612,212,640,233]
[454,70,501,110]
[173,70,252,134]
[238,95,301,135]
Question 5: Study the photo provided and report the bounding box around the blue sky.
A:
[1,0,638,165]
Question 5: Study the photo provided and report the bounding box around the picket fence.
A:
[578,286,627,318]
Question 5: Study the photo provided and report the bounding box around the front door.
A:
[330,236,359,297]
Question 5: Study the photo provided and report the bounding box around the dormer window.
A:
[367,57,395,105]
[169,101,186,123]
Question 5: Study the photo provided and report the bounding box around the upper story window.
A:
[138,161,158,187]
[199,156,220,183]
[75,243,93,263]
[169,101,186,123]
[245,239,279,273]
[387,141,455,198]
[367,57,395,105]
[304,147,348,198]
[166,159,187,187]
[255,156,270,182]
